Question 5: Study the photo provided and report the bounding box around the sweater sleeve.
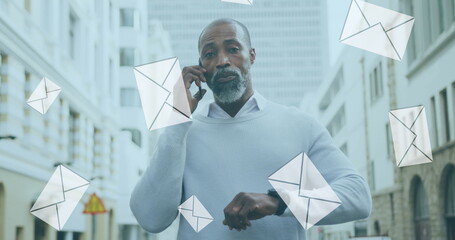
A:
[311,117,371,224]
[130,122,191,233]
[281,116,372,224]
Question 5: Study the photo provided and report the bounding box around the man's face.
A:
[199,23,255,104]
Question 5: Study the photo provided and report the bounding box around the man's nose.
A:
[216,54,230,68]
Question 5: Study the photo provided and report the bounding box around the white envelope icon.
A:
[389,106,433,167]
[30,165,90,230]
[26,77,62,114]
[268,153,341,229]
[221,0,252,5]
[178,195,213,232]
[133,57,192,131]
[340,0,415,61]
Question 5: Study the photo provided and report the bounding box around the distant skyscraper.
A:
[149,0,329,107]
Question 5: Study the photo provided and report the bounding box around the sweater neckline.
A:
[193,100,271,124]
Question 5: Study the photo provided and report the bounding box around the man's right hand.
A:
[181,65,207,113]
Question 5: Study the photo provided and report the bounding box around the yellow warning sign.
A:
[83,193,107,214]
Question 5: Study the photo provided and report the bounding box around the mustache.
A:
[212,68,240,82]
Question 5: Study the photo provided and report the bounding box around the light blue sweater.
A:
[130,100,372,240]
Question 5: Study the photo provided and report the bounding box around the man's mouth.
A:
[215,72,238,83]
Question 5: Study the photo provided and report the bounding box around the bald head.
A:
[198,18,252,52]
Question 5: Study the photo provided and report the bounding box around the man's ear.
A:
[249,48,256,64]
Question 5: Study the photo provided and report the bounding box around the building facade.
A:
[0,0,170,239]
[302,46,371,239]
[368,0,455,239]
[116,0,176,239]
[304,0,455,239]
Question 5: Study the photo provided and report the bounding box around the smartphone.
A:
[198,60,204,99]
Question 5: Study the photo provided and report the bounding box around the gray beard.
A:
[208,71,247,104]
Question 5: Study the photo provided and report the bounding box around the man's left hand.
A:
[223,192,279,231]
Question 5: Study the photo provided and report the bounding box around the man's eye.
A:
[204,52,215,58]
[228,48,240,53]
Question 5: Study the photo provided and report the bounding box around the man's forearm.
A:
[130,122,191,233]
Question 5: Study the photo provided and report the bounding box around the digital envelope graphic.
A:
[178,195,214,232]
[268,152,341,229]
[30,165,90,230]
[340,0,415,61]
[389,106,433,167]
[26,77,62,114]
[133,57,192,131]
[221,0,253,5]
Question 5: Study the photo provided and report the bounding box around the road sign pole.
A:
[92,214,96,240]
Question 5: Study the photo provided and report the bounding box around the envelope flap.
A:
[389,107,420,163]
[134,69,171,129]
[269,153,303,185]
[135,57,177,86]
[192,196,212,219]
[30,166,65,211]
[196,218,213,232]
[299,154,341,203]
[59,165,89,192]
[27,78,47,102]
[389,106,422,130]
[340,0,371,40]
[360,0,414,31]
[178,195,194,210]
[44,78,61,92]
[221,0,253,5]
[409,107,432,152]
[162,58,183,91]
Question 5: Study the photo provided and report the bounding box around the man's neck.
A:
[215,89,254,117]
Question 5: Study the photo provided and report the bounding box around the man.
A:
[130,18,372,239]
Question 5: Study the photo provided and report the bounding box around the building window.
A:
[453,0,455,21]
[23,72,31,133]
[120,8,135,27]
[34,218,47,240]
[354,220,367,237]
[385,123,393,159]
[405,0,454,62]
[0,184,4,239]
[326,105,346,136]
[122,128,142,147]
[413,177,431,240]
[56,231,66,240]
[73,232,81,240]
[16,226,24,240]
[370,62,383,104]
[389,193,395,222]
[446,167,455,239]
[109,59,114,96]
[440,89,450,143]
[405,0,417,63]
[431,96,439,147]
[69,110,79,163]
[120,48,135,66]
[374,221,381,235]
[319,67,343,111]
[120,88,140,107]
[69,11,78,60]
[93,128,100,171]
[436,0,445,35]
[0,54,2,89]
